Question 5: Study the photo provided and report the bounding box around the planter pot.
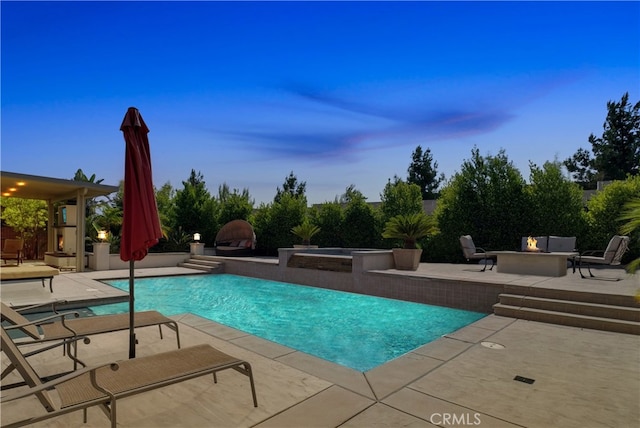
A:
[392,248,422,270]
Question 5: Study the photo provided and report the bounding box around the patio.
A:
[1,262,639,427]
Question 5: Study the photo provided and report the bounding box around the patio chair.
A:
[459,235,495,272]
[574,235,630,280]
[1,238,24,265]
[1,302,180,378]
[0,327,258,428]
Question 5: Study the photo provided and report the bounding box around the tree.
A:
[155,182,176,239]
[341,188,382,248]
[407,145,445,199]
[563,148,598,189]
[433,147,528,260]
[590,92,640,180]
[526,161,587,240]
[379,176,424,222]
[217,183,253,226]
[339,184,365,204]
[619,198,640,274]
[584,175,640,262]
[173,170,215,244]
[565,93,640,188]
[252,193,306,255]
[0,198,48,259]
[73,168,104,184]
[310,202,344,248]
[274,171,306,203]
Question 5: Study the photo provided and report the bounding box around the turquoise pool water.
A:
[94,274,485,371]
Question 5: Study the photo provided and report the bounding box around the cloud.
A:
[214,79,532,162]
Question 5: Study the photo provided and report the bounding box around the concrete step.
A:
[178,259,224,273]
[502,282,636,308]
[493,303,640,335]
[498,294,640,322]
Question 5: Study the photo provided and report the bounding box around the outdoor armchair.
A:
[574,235,630,279]
[459,235,495,272]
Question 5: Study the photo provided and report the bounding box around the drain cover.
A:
[514,375,535,384]
[481,341,505,349]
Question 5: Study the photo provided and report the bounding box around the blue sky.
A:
[2,1,639,205]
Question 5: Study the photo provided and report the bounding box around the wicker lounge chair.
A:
[0,328,258,428]
[459,235,495,271]
[1,302,180,377]
[1,238,24,265]
[215,219,256,256]
[574,235,630,280]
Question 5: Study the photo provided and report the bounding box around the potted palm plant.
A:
[382,213,438,270]
[291,221,321,248]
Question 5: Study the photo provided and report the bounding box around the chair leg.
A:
[578,261,586,278]
[578,261,596,278]
[480,257,487,272]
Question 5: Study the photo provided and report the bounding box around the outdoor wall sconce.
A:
[193,233,201,242]
[97,230,107,241]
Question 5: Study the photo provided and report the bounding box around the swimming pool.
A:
[94,274,485,371]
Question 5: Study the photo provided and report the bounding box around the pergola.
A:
[1,171,119,272]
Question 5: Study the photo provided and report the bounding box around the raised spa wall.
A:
[210,248,502,314]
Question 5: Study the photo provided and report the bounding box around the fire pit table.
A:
[487,251,578,277]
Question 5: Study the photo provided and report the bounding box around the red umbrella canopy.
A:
[120,107,162,261]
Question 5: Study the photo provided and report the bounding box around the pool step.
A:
[494,294,640,335]
[178,258,224,273]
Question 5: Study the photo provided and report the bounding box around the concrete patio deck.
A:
[1,261,639,427]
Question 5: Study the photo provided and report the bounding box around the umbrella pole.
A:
[129,260,136,359]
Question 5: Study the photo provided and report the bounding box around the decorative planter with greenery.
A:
[382,213,438,270]
[291,221,321,248]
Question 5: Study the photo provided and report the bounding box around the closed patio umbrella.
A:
[120,107,162,358]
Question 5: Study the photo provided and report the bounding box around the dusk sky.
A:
[2,1,639,205]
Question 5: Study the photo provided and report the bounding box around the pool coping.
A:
[173,311,517,403]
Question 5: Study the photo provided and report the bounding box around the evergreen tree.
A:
[407,145,445,199]
[565,92,640,188]
[173,170,215,243]
[590,92,640,180]
[274,171,306,203]
[217,183,254,225]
